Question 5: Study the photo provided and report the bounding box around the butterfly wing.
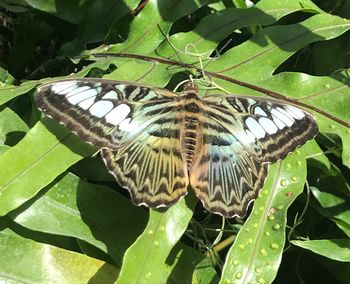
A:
[190,95,318,218]
[36,78,189,208]
[101,126,188,208]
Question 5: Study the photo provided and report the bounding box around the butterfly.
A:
[36,78,318,218]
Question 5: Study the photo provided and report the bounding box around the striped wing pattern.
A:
[36,79,318,218]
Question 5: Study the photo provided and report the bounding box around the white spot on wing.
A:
[244,130,256,143]
[67,89,98,105]
[103,91,118,100]
[105,104,131,126]
[254,107,267,116]
[259,117,278,134]
[245,117,266,139]
[51,81,77,94]
[66,86,91,97]
[89,100,114,118]
[271,108,294,127]
[286,106,305,120]
[115,85,126,92]
[78,97,95,110]
[118,118,139,132]
[272,115,286,129]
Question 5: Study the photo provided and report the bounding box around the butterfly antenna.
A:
[157,24,191,75]
[202,38,232,70]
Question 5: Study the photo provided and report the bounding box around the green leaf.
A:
[220,143,318,284]
[0,119,94,216]
[60,0,139,55]
[0,81,37,106]
[23,0,95,24]
[309,164,350,237]
[292,239,350,262]
[0,107,29,146]
[0,227,119,283]
[209,14,350,81]
[157,0,322,60]
[13,172,147,266]
[107,0,211,54]
[116,193,198,283]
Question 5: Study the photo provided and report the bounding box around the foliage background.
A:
[0,0,349,283]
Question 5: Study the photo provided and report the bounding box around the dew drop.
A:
[273,224,281,230]
[146,272,152,278]
[160,226,165,231]
[153,240,160,246]
[271,243,279,249]
[280,179,287,187]
[259,206,265,211]
[258,277,265,284]
[148,230,154,235]
[324,83,330,88]
[297,160,303,167]
[347,130,350,134]
[329,124,336,129]
[255,267,262,274]
[277,205,284,210]
[286,163,292,169]
[239,244,245,250]
[245,228,250,233]
[265,231,271,236]
[233,259,239,266]
[296,149,301,154]
[253,223,258,228]
[248,238,253,244]
[291,176,298,182]
[235,272,242,279]
[260,248,267,256]
[224,279,231,284]
[263,190,269,196]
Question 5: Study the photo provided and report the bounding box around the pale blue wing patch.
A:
[105,104,131,126]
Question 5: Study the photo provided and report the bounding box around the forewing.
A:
[190,95,318,218]
[36,78,179,149]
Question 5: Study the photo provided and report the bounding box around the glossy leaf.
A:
[220,142,318,283]
[292,239,350,262]
[209,14,350,81]
[107,0,211,54]
[157,0,322,60]
[116,193,198,283]
[0,81,38,106]
[0,119,94,216]
[0,227,119,283]
[13,172,147,266]
[309,164,350,237]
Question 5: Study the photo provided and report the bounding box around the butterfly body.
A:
[36,78,318,218]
